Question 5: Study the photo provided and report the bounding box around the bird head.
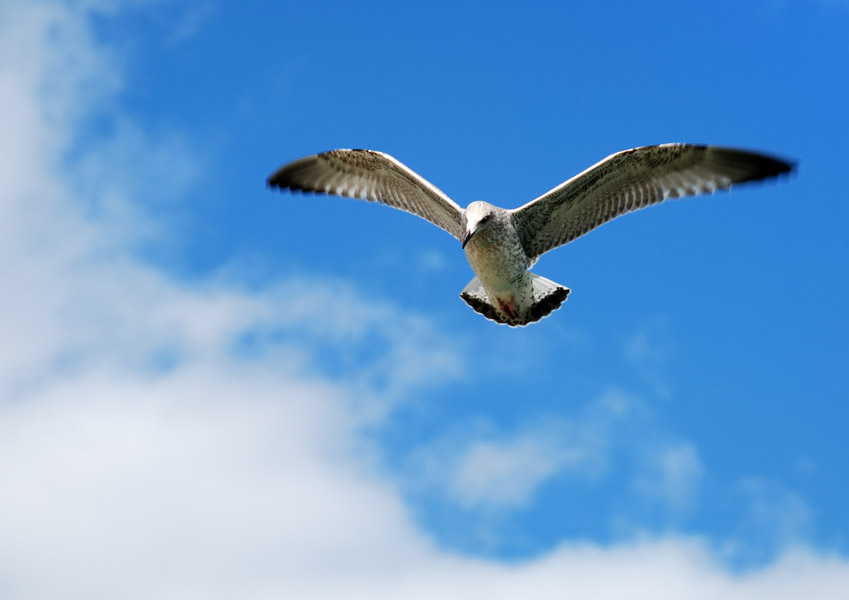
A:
[461,201,497,249]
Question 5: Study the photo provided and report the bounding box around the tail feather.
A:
[460,277,509,324]
[527,274,570,323]
[460,273,570,326]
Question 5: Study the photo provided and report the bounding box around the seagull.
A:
[267,144,794,326]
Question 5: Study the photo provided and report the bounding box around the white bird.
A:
[268,144,794,326]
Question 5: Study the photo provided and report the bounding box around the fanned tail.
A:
[460,273,570,326]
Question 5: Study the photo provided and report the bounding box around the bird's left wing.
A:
[268,149,465,241]
[511,144,795,263]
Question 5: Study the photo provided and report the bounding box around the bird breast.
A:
[463,217,529,292]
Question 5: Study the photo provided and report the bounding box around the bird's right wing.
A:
[511,144,795,263]
[268,149,465,241]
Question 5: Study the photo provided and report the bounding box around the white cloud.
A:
[633,443,703,514]
[407,399,619,511]
[407,390,703,518]
[1,2,848,599]
[624,317,675,398]
[735,478,814,550]
[449,436,566,508]
[166,1,216,44]
[417,248,448,272]
[446,425,605,509]
[0,362,431,599]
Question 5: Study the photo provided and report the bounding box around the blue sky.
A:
[1,0,848,598]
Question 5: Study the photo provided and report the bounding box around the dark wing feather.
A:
[511,144,795,262]
[268,149,464,241]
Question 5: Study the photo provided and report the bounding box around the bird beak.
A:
[462,230,474,249]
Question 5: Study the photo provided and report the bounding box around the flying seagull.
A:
[267,144,794,326]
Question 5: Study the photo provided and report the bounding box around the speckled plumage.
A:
[268,144,794,326]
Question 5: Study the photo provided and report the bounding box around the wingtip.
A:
[266,167,284,190]
[780,157,799,175]
[706,145,798,185]
[766,153,798,177]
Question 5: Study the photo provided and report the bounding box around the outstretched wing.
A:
[268,149,465,241]
[511,144,795,262]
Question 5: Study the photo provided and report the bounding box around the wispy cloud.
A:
[404,388,704,522]
[432,419,607,510]
[718,478,816,566]
[166,1,216,44]
[632,443,703,515]
[624,317,675,398]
